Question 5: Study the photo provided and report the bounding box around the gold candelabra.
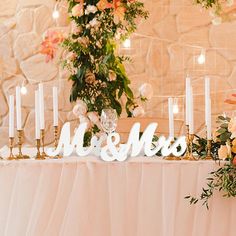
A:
[205,139,212,160]
[15,130,30,159]
[35,139,45,160]
[53,126,62,159]
[7,137,15,160]
[164,140,181,160]
[40,129,48,159]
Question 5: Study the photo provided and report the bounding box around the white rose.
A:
[211,17,222,26]
[73,100,88,117]
[79,115,91,129]
[139,83,153,100]
[226,0,234,7]
[132,106,145,117]
[87,111,99,124]
[85,5,97,14]
[89,18,100,27]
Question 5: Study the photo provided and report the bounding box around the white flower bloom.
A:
[89,18,100,27]
[139,83,154,100]
[132,106,145,117]
[211,16,222,25]
[73,100,88,117]
[226,0,234,7]
[85,5,97,15]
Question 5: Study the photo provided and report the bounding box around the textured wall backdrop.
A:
[0,0,236,146]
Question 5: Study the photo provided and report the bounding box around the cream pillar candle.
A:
[16,86,22,130]
[53,87,58,126]
[9,95,15,138]
[38,83,45,130]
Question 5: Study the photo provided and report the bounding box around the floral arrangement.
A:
[186,113,236,209]
[194,0,234,24]
[41,0,149,141]
[51,0,148,117]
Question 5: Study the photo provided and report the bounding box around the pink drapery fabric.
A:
[0,156,235,236]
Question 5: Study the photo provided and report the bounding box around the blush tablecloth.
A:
[0,149,235,236]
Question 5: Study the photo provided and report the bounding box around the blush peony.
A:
[71,4,84,17]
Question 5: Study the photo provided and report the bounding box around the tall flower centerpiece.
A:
[60,0,148,116]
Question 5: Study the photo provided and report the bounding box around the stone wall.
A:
[0,0,236,146]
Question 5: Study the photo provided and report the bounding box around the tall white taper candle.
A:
[168,97,174,138]
[185,77,191,125]
[9,95,14,138]
[207,99,212,140]
[53,87,58,126]
[16,86,22,130]
[35,91,40,140]
[205,76,210,124]
[189,86,194,134]
[38,83,45,130]
[205,77,211,139]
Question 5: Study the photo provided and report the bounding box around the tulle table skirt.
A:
[0,153,234,236]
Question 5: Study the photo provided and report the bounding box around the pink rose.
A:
[71,4,84,17]
[218,145,228,160]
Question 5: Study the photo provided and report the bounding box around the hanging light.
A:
[173,98,179,114]
[123,38,131,48]
[197,49,206,65]
[52,3,60,19]
[21,86,27,95]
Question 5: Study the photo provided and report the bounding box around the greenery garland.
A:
[60,0,148,117]
[186,115,236,209]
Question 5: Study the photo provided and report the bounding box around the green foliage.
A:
[187,115,236,209]
[185,163,236,209]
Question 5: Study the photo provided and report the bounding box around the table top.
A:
[0,146,223,166]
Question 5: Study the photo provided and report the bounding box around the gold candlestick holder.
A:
[7,137,15,160]
[205,139,212,160]
[183,133,197,161]
[40,129,48,159]
[35,139,45,160]
[52,126,62,159]
[183,125,190,160]
[15,130,30,159]
[164,140,181,160]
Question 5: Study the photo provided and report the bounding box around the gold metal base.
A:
[50,126,62,159]
[7,137,16,160]
[205,139,212,160]
[16,130,30,159]
[35,139,46,160]
[164,156,181,161]
[40,129,49,159]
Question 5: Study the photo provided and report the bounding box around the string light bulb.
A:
[197,49,206,64]
[21,86,27,95]
[52,3,60,19]
[173,104,179,114]
[123,38,131,48]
